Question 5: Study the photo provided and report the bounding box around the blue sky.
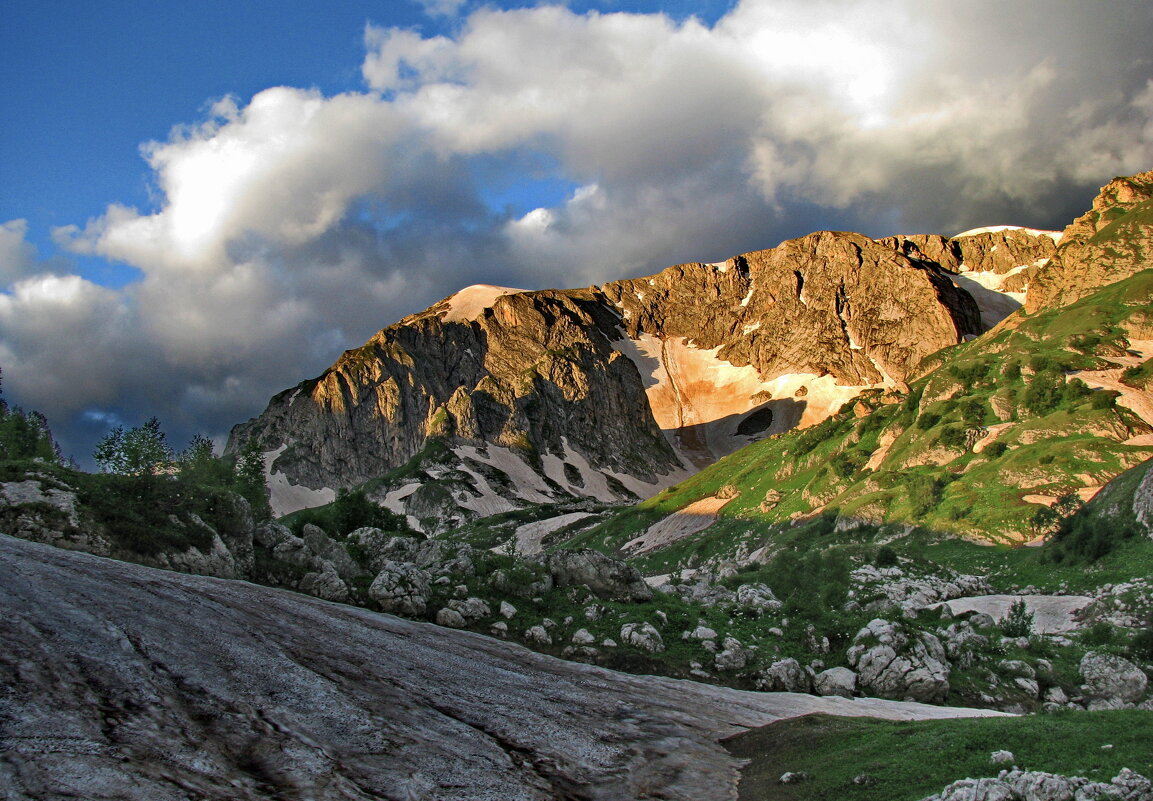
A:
[1,0,1151,465]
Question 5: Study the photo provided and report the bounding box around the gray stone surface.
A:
[1080,651,1148,705]
[848,618,951,703]
[0,535,1009,801]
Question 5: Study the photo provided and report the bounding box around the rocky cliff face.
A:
[229,231,985,516]
[880,227,1060,329]
[1027,170,1153,313]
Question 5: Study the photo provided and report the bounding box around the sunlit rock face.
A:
[1026,169,1153,313]
[228,230,981,514]
[879,227,1060,329]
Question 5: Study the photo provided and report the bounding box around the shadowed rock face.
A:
[228,230,980,501]
[0,535,1007,801]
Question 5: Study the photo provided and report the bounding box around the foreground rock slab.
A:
[0,535,1006,801]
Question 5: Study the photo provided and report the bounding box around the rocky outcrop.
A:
[920,768,1153,801]
[848,619,951,703]
[537,548,652,602]
[1079,651,1149,708]
[1027,170,1153,313]
[229,230,982,514]
[880,228,1058,328]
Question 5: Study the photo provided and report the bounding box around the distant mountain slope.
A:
[230,227,1062,519]
[569,172,1153,567]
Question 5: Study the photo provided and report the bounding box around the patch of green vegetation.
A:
[727,711,1153,801]
[280,485,414,539]
[1121,358,1153,390]
[74,471,250,556]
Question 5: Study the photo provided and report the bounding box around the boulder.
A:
[448,597,492,622]
[756,658,812,693]
[1080,651,1148,705]
[297,561,350,602]
[620,622,665,653]
[848,618,950,703]
[813,667,857,698]
[539,550,652,602]
[713,637,752,672]
[524,625,552,645]
[735,583,782,615]
[368,560,432,616]
[928,777,1016,801]
[990,750,1014,766]
[436,608,466,628]
[571,628,596,646]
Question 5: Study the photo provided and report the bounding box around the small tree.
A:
[234,436,271,521]
[93,417,174,476]
[1000,599,1034,638]
[177,433,233,487]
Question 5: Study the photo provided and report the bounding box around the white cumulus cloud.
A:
[3,0,1153,462]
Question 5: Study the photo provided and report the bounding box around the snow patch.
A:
[539,438,686,502]
[709,261,729,273]
[742,321,761,334]
[949,271,1026,329]
[453,445,555,505]
[625,494,736,554]
[613,334,873,468]
[498,512,595,556]
[738,287,755,307]
[442,284,526,322]
[263,445,336,518]
[953,225,1063,243]
[452,461,520,517]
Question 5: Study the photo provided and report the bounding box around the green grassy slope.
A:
[727,710,1153,801]
[567,270,1153,575]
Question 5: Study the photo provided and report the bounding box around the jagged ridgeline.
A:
[228,169,1153,548]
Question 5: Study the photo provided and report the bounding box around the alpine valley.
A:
[5,171,1153,800]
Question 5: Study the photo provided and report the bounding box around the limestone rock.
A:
[621,622,666,653]
[447,597,492,622]
[571,628,596,645]
[538,548,653,602]
[1027,170,1153,313]
[813,667,857,698]
[848,618,951,703]
[735,583,782,615]
[756,658,812,693]
[368,560,432,616]
[713,637,752,672]
[524,624,552,645]
[298,561,351,602]
[1079,651,1148,705]
[436,608,466,628]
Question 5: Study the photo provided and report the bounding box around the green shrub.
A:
[983,441,1009,458]
[1000,599,1034,638]
[916,412,942,430]
[874,546,899,567]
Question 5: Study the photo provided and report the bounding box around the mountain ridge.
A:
[229,227,1063,520]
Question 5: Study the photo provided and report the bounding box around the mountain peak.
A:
[440,284,527,322]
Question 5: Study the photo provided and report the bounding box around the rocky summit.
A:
[228,226,1063,520]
